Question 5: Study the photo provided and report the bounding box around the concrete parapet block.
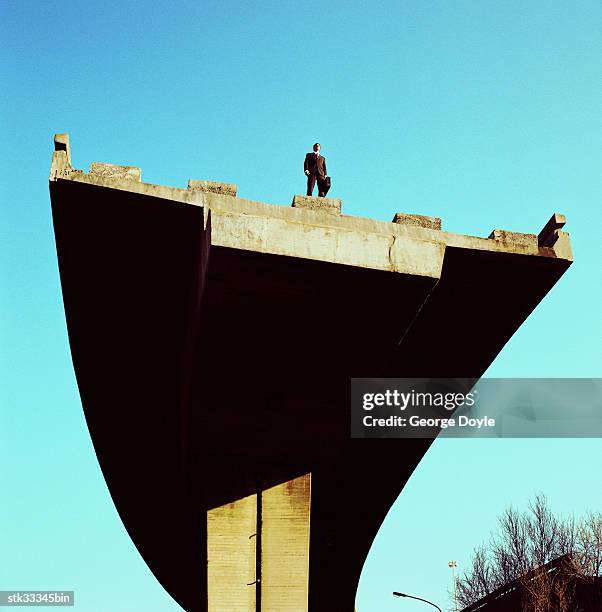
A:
[538,213,566,248]
[549,231,572,260]
[488,229,538,249]
[90,162,141,182]
[188,180,237,197]
[292,195,342,215]
[54,133,71,166]
[392,212,441,230]
[50,133,74,181]
[49,151,72,181]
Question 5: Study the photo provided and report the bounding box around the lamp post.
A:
[392,591,442,612]
[449,560,458,612]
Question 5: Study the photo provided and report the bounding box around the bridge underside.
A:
[50,161,571,611]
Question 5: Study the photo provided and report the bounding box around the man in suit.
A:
[304,143,329,197]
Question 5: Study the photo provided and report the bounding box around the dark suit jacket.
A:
[304,153,327,179]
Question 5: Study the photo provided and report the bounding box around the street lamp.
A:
[392,591,442,612]
[449,560,458,612]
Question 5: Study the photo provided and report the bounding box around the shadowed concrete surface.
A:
[49,135,572,611]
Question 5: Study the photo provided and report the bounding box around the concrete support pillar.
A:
[207,493,257,611]
[206,474,311,612]
[261,474,311,611]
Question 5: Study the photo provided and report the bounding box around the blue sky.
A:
[1,1,600,611]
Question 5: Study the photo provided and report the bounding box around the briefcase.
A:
[323,176,331,196]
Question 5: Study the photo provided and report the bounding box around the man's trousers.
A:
[307,174,327,197]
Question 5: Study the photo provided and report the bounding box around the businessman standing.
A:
[304,143,329,197]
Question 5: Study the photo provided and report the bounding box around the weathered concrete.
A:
[54,133,71,166]
[207,494,257,612]
[392,212,441,230]
[207,474,311,611]
[89,161,142,182]
[209,205,445,276]
[488,229,538,250]
[49,134,573,612]
[292,194,342,215]
[49,136,566,261]
[188,179,237,197]
[538,212,567,247]
[261,474,311,611]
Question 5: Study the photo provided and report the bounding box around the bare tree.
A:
[456,495,602,611]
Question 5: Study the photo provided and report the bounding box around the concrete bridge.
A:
[49,134,572,611]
